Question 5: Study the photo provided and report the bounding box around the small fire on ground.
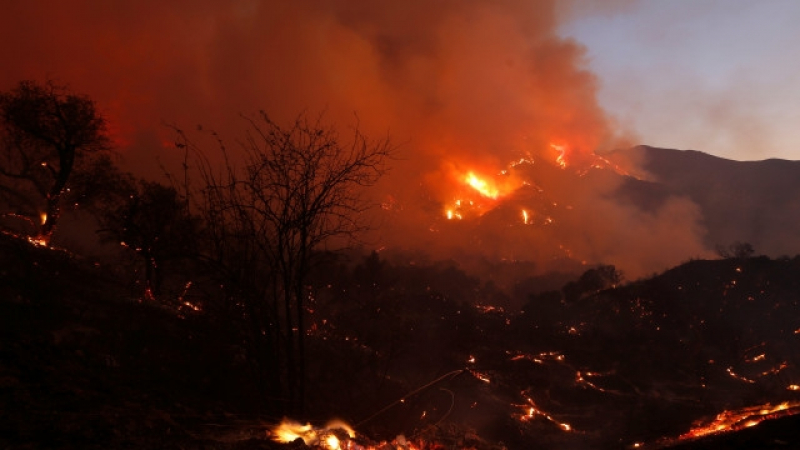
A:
[270,419,419,450]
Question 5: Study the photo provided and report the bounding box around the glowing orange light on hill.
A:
[550,143,567,168]
[677,401,800,442]
[465,171,499,198]
[445,209,462,220]
[439,164,527,221]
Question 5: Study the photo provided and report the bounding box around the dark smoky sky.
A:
[1,1,629,172]
[1,0,714,277]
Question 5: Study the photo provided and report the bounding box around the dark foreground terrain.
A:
[3,232,800,449]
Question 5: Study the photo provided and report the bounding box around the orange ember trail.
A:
[669,401,800,444]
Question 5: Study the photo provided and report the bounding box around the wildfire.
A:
[445,208,463,221]
[677,401,800,442]
[440,144,581,221]
[271,419,355,449]
[464,171,500,199]
[270,419,433,450]
[442,166,525,220]
[550,143,567,169]
[27,236,49,247]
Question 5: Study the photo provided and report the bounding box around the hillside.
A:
[4,231,800,449]
[399,145,800,281]
[0,234,276,449]
[612,145,800,256]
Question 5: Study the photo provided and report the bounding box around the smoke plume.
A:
[0,0,711,278]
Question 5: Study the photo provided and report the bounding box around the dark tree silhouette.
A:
[99,180,199,299]
[181,111,393,414]
[716,241,755,260]
[0,80,109,241]
[563,264,622,303]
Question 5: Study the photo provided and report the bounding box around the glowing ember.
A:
[726,366,756,384]
[515,395,573,432]
[469,369,492,383]
[26,236,49,247]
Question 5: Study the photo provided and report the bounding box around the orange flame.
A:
[550,143,568,168]
[271,419,355,449]
[441,163,528,220]
[464,171,500,199]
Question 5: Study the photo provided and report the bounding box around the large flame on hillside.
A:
[441,144,573,220]
[465,171,502,199]
[444,167,524,220]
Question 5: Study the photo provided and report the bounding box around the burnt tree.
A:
[0,80,109,241]
[182,111,392,414]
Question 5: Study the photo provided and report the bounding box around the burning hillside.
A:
[5,1,800,449]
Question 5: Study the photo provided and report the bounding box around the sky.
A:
[559,0,800,161]
[1,0,797,276]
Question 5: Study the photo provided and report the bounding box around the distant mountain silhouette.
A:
[612,145,800,256]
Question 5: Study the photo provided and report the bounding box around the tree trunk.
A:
[40,145,75,240]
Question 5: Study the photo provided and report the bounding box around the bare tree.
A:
[179,111,392,413]
[0,80,109,241]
